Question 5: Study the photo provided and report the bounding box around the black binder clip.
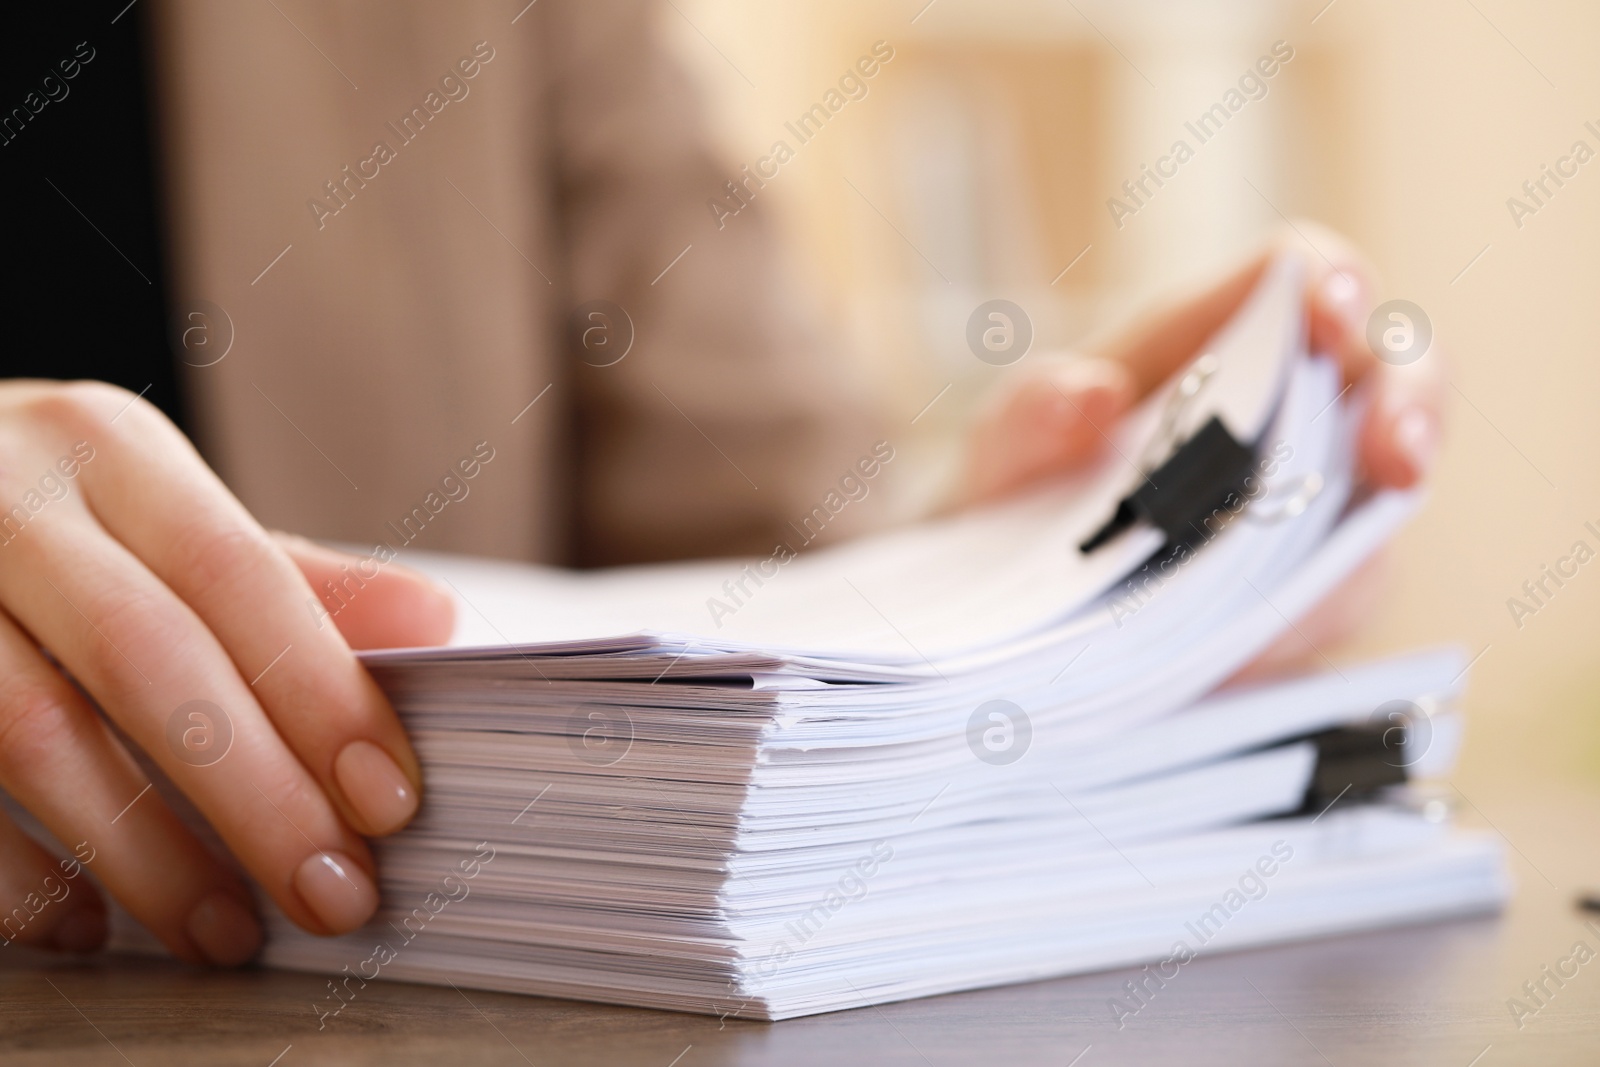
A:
[1299,724,1410,814]
[1078,252,1305,556]
[1078,413,1257,555]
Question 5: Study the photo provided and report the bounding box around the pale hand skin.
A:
[0,382,452,963]
[958,224,1445,678]
[0,225,1435,966]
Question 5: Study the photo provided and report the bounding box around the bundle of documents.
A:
[120,256,1509,1017]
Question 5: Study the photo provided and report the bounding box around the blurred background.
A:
[663,0,1600,793]
[7,0,1595,802]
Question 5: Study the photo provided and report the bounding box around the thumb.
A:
[956,355,1135,508]
[273,533,456,650]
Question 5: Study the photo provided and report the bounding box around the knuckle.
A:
[19,381,174,445]
[21,381,125,431]
[79,587,184,689]
[166,519,272,598]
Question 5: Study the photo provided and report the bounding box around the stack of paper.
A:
[243,326,1504,1019]
[72,257,1505,1018]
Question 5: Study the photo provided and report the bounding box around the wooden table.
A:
[5,783,1598,1066]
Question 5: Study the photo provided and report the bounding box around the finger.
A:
[0,809,108,954]
[46,384,422,839]
[0,507,378,938]
[1359,355,1445,489]
[0,609,258,963]
[274,533,456,651]
[1287,222,1445,487]
[957,357,1134,506]
[1287,220,1380,387]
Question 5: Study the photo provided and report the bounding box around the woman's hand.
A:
[955,224,1444,674]
[0,380,453,963]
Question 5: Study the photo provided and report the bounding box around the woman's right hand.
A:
[0,380,454,964]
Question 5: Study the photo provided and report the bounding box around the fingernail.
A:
[185,890,262,966]
[1393,406,1438,478]
[293,851,378,934]
[1056,357,1126,395]
[335,740,419,835]
[1053,360,1127,421]
[53,907,108,954]
[1320,271,1366,336]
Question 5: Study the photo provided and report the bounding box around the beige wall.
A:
[670,0,1600,790]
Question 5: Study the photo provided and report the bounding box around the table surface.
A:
[4,783,1598,1067]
